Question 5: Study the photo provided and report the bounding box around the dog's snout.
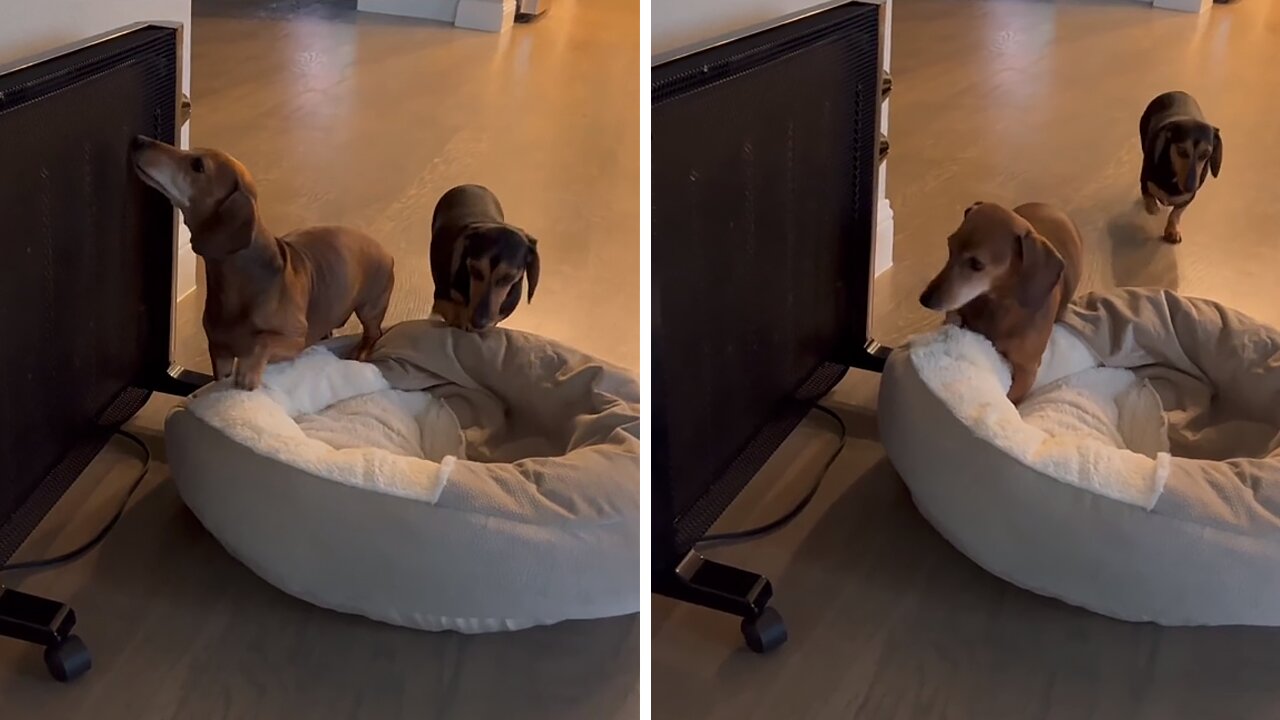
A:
[130,136,160,168]
[470,312,493,331]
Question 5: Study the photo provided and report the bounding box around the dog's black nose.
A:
[919,289,936,309]
[470,309,494,330]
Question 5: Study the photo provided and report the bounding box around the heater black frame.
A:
[0,22,211,681]
[651,0,890,651]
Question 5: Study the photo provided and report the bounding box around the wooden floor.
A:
[176,0,640,372]
[655,1,1280,718]
[1,1,638,718]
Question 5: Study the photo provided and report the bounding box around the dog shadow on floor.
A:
[1106,198,1181,290]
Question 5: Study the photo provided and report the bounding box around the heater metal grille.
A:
[652,1,883,564]
[0,25,180,563]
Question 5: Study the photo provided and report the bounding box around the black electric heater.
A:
[0,22,211,680]
[651,0,890,652]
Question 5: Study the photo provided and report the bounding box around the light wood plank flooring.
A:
[177,0,639,372]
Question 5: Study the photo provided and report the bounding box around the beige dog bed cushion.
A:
[880,288,1280,625]
[165,321,640,633]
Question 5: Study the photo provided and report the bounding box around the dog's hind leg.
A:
[354,266,394,361]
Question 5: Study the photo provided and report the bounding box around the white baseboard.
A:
[357,0,459,22]
[875,197,894,277]
[177,223,197,302]
[355,0,515,31]
[1153,0,1210,13]
[455,0,515,31]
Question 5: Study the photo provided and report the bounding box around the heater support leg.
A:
[846,339,891,374]
[0,585,92,681]
[656,551,788,653]
[655,342,890,654]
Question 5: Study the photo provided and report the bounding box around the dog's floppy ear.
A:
[449,230,476,303]
[524,235,540,303]
[964,201,984,217]
[194,186,256,257]
[1148,125,1172,166]
[1210,126,1223,178]
[1015,231,1064,311]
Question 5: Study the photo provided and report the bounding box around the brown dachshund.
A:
[430,184,540,332]
[919,201,1083,403]
[130,136,395,390]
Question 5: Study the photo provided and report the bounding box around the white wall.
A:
[653,0,895,275]
[0,0,197,299]
[357,0,516,32]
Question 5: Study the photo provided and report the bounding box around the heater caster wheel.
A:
[741,607,787,653]
[44,635,91,682]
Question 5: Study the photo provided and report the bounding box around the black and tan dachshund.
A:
[429,184,540,331]
[1139,91,1223,244]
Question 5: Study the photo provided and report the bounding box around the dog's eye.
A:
[967,257,985,272]
[1175,146,1191,159]
[190,157,205,174]
[470,266,485,281]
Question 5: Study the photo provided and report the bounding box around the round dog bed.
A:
[165,320,639,633]
[879,287,1280,626]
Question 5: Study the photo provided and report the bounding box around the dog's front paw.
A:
[1143,196,1159,216]
[234,366,262,391]
[1162,227,1183,244]
[432,300,470,330]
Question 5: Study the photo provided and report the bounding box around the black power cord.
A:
[0,429,151,573]
[696,403,847,547]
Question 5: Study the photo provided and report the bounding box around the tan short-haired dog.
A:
[919,201,1083,403]
[429,184,540,332]
[131,136,395,390]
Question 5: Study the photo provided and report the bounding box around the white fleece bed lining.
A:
[181,346,632,527]
[908,323,1171,509]
[183,347,467,505]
